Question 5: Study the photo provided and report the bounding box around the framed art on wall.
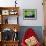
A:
[23,9,37,20]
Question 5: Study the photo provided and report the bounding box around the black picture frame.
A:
[23,9,37,20]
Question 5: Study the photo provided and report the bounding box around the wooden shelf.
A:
[0,7,20,46]
[0,7,19,10]
[2,40,19,42]
[0,40,19,46]
[0,24,20,32]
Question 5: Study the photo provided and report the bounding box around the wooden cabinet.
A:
[0,7,20,46]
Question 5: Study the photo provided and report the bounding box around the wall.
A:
[0,0,44,26]
[18,0,44,26]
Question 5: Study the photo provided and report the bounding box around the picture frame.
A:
[2,10,9,15]
[23,9,37,20]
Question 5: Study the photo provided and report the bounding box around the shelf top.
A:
[2,40,19,42]
[0,7,19,10]
[0,24,20,32]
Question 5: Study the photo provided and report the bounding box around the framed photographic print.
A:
[23,9,37,20]
[2,10,9,15]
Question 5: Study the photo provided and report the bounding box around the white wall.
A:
[0,0,44,26]
[18,0,44,26]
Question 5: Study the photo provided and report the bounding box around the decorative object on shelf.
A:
[13,27,17,32]
[5,18,8,24]
[2,16,8,24]
[13,32,18,41]
[2,10,9,15]
[23,9,37,20]
[13,28,18,41]
[2,28,13,41]
[9,9,18,15]
[2,28,19,41]
[15,0,17,7]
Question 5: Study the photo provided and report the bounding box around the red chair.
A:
[21,28,41,46]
